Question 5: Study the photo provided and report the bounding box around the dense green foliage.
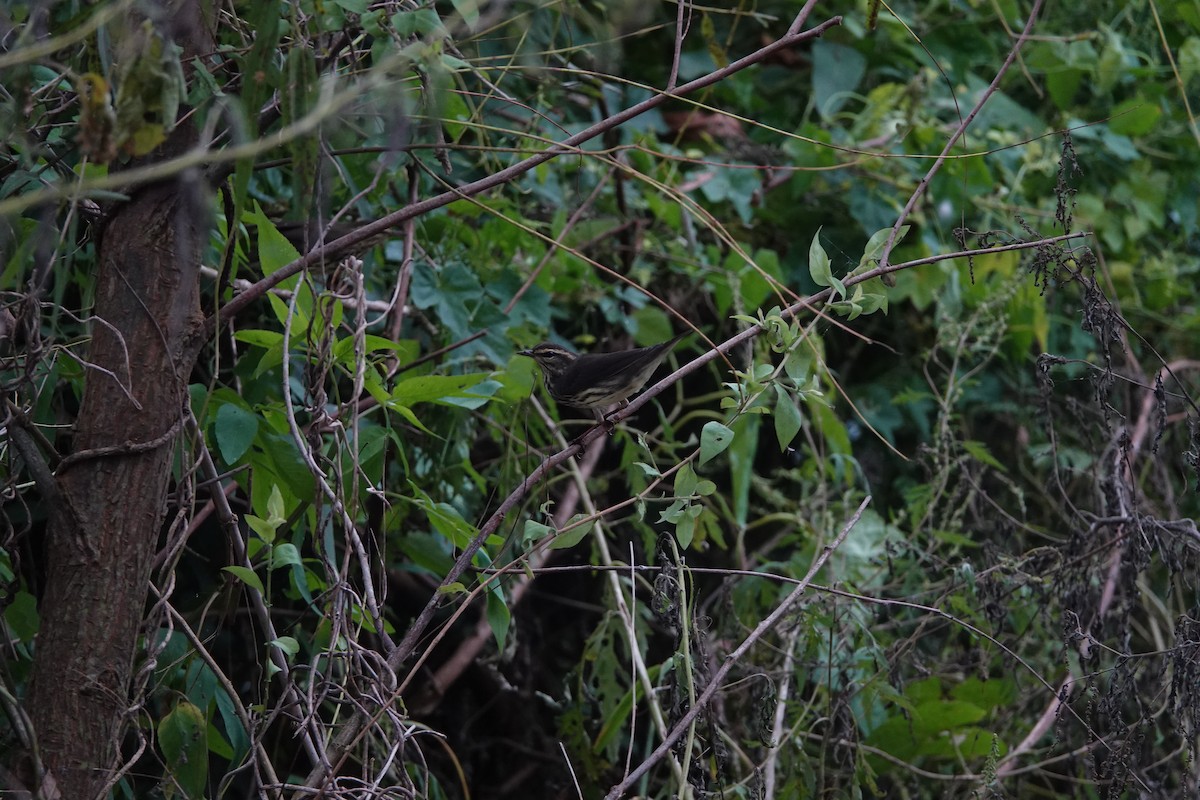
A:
[2,0,1199,797]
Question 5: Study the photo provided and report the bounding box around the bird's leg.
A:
[567,399,636,451]
[569,423,603,457]
[567,404,625,455]
[599,400,629,432]
[566,415,605,454]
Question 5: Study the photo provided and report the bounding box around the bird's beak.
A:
[518,349,534,358]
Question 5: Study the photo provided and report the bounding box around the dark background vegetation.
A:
[2,0,1199,797]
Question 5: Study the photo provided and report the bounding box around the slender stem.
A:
[218,12,842,332]
[877,0,1047,269]
[603,497,871,800]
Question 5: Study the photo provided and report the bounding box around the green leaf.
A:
[246,485,287,543]
[392,373,489,406]
[3,590,38,642]
[246,207,301,289]
[158,701,207,800]
[244,514,277,543]
[773,385,803,450]
[412,490,479,549]
[392,8,447,37]
[716,249,784,312]
[223,566,264,594]
[550,515,594,549]
[808,228,846,298]
[632,461,661,479]
[951,677,1017,710]
[233,329,284,349]
[266,285,313,331]
[859,226,908,269]
[808,227,832,287]
[812,41,866,118]
[675,512,695,549]
[391,403,436,435]
[207,722,233,760]
[962,440,1007,472]
[214,403,258,464]
[854,291,887,316]
[269,636,300,657]
[911,699,987,734]
[439,379,500,410]
[522,519,553,546]
[246,538,265,561]
[1109,97,1162,137]
[631,305,674,345]
[658,498,688,524]
[269,542,302,569]
[213,688,249,762]
[1180,36,1200,86]
[486,588,510,649]
[340,335,419,361]
[699,421,735,464]
[673,462,698,496]
[266,484,285,523]
[696,507,723,548]
[409,262,490,342]
[1047,64,1084,110]
[698,166,761,223]
[729,415,759,526]
[448,0,481,30]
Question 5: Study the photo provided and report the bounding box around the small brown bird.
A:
[519,333,686,418]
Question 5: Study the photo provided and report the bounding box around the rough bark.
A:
[27,3,211,797]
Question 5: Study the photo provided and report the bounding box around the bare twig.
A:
[877,0,1047,271]
[218,9,843,333]
[603,496,871,799]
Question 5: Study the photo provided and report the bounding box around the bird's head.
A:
[518,343,577,379]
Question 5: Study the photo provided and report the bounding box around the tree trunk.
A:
[27,4,210,797]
